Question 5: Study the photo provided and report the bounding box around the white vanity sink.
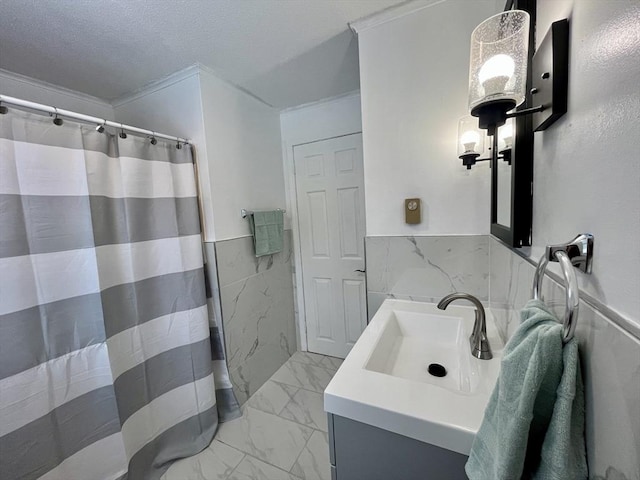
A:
[364,307,481,394]
[324,298,503,455]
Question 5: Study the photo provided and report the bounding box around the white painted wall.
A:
[199,67,285,241]
[0,69,114,120]
[528,0,640,326]
[113,69,215,241]
[280,92,362,148]
[280,92,363,351]
[356,0,498,237]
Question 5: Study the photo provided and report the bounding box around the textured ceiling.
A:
[0,0,407,108]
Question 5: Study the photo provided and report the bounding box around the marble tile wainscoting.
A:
[365,235,490,319]
[215,231,297,404]
[489,237,640,480]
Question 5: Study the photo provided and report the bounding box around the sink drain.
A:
[428,363,447,377]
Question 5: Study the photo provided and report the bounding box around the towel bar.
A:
[241,208,286,218]
[532,234,594,343]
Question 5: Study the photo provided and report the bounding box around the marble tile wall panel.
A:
[217,231,296,405]
[488,237,536,343]
[216,233,293,288]
[228,341,294,406]
[365,235,490,318]
[366,292,388,322]
[489,238,640,480]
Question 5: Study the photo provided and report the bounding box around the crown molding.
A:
[110,64,201,107]
[279,90,360,115]
[112,62,273,109]
[349,0,447,34]
[196,63,273,108]
[0,68,111,107]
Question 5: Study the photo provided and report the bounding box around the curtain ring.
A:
[52,107,63,126]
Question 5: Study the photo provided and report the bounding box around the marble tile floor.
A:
[163,351,343,480]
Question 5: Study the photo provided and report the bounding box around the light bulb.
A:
[498,123,514,150]
[479,54,515,96]
[460,130,480,153]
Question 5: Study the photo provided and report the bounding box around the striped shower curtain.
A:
[0,109,236,479]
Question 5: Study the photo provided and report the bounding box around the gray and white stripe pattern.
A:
[0,110,217,479]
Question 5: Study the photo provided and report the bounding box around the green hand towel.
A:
[465,299,587,480]
[249,210,284,257]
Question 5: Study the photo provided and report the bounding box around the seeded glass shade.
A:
[457,116,485,157]
[468,10,530,119]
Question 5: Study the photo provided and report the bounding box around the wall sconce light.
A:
[457,115,486,169]
[458,115,514,169]
[459,1,570,249]
[469,10,530,135]
[468,10,569,137]
[460,8,569,169]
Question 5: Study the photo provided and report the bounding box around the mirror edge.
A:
[491,0,535,248]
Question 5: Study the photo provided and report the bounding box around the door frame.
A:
[284,131,364,352]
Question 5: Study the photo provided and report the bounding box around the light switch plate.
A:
[405,198,421,224]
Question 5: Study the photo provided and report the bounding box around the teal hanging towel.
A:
[248,209,284,257]
[466,299,587,480]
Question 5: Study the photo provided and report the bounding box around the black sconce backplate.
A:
[532,19,570,131]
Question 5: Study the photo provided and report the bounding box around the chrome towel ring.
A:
[532,234,594,343]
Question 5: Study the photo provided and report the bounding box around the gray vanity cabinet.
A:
[327,413,468,480]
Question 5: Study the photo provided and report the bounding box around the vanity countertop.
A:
[324,298,504,455]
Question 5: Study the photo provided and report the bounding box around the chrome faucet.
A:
[437,293,492,360]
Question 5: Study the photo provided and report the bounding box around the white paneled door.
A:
[294,133,367,358]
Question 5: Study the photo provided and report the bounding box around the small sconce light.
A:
[458,115,515,169]
[458,115,486,169]
[497,118,514,165]
[498,118,514,151]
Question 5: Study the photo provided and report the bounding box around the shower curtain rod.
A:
[0,94,191,145]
